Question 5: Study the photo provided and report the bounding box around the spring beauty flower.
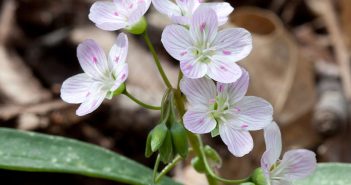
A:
[180,69,273,157]
[261,122,317,185]
[89,0,151,31]
[61,33,129,116]
[162,7,252,83]
[152,0,233,26]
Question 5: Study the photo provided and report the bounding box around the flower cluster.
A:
[60,0,317,184]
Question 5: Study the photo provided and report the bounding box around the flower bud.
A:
[191,156,206,173]
[251,168,267,185]
[150,123,168,152]
[125,17,147,35]
[159,131,174,163]
[204,145,222,168]
[170,121,188,158]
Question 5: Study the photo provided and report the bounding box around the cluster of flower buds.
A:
[60,0,317,184]
[145,90,189,163]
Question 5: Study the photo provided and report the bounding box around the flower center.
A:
[209,96,230,123]
[192,45,216,64]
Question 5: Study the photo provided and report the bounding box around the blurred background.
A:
[0,0,350,184]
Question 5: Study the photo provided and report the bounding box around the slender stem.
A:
[155,155,183,183]
[124,90,161,110]
[153,154,161,182]
[142,32,173,89]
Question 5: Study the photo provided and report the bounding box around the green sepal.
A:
[191,157,206,173]
[170,121,188,158]
[125,17,147,35]
[145,129,153,158]
[159,131,174,164]
[210,124,219,137]
[107,83,126,99]
[251,168,267,185]
[204,145,222,168]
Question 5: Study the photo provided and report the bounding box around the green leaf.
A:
[0,128,180,185]
[294,163,351,185]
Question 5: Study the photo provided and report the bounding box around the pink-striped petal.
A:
[219,124,253,157]
[227,96,273,131]
[161,25,193,61]
[277,149,317,180]
[89,1,127,31]
[216,68,249,104]
[111,63,128,91]
[199,2,234,26]
[60,73,93,104]
[190,7,218,45]
[261,122,282,175]
[213,28,252,63]
[207,60,242,83]
[76,90,106,116]
[180,59,208,79]
[128,1,151,25]
[183,109,216,134]
[108,33,128,72]
[180,77,216,106]
[77,39,108,79]
[171,15,191,26]
[176,0,200,15]
[152,0,181,17]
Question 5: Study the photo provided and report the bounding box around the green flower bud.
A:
[170,121,188,158]
[251,168,267,185]
[204,145,222,168]
[150,123,168,152]
[159,131,174,163]
[191,156,206,173]
[125,17,147,35]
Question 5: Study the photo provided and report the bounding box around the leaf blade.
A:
[0,128,180,185]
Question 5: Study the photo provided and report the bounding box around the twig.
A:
[307,0,351,101]
[0,0,16,44]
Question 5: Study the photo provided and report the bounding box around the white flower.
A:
[261,122,317,185]
[180,69,273,157]
[152,0,233,26]
[60,33,129,116]
[162,7,252,83]
[89,0,151,31]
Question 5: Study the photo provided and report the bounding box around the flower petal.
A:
[227,96,273,131]
[128,1,151,25]
[89,1,127,31]
[77,39,108,79]
[152,0,181,17]
[199,2,234,25]
[277,149,317,180]
[183,109,216,134]
[190,7,218,45]
[261,122,282,175]
[219,124,253,157]
[176,0,200,15]
[171,15,191,26]
[216,68,249,103]
[180,58,208,79]
[180,77,216,106]
[109,33,128,72]
[76,91,106,116]
[207,60,242,83]
[161,25,193,61]
[75,81,107,116]
[111,63,128,91]
[213,28,252,63]
[60,73,93,104]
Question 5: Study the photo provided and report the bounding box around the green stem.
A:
[142,31,173,89]
[124,90,161,110]
[155,155,183,183]
[153,154,161,182]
